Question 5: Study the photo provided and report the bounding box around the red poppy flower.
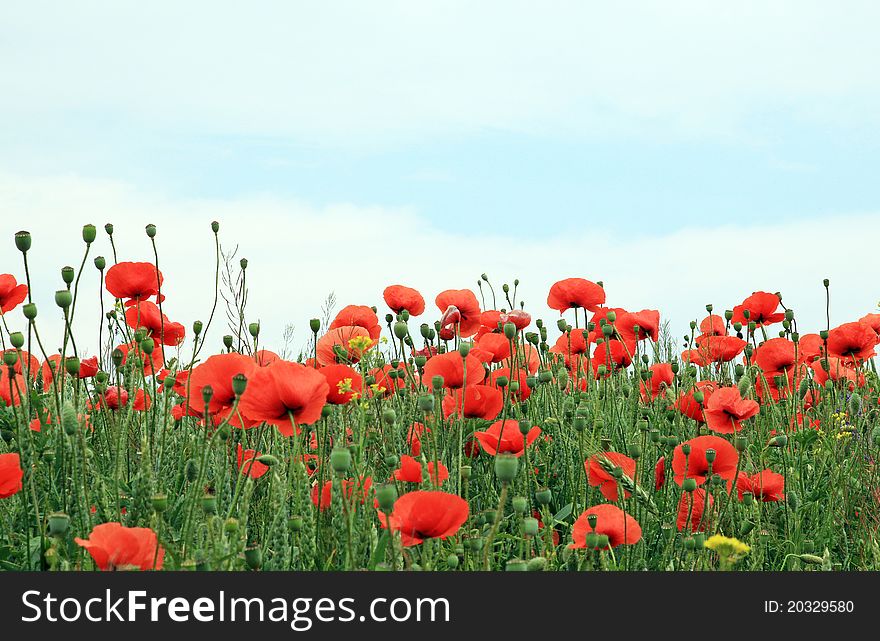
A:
[502,309,532,331]
[616,309,660,342]
[591,339,634,377]
[796,333,825,364]
[330,305,381,341]
[547,278,606,314]
[188,353,258,419]
[474,333,511,363]
[640,363,674,402]
[655,457,666,490]
[473,419,540,457]
[490,367,531,401]
[810,357,864,388]
[672,435,739,488]
[383,285,426,316]
[569,504,641,550]
[3,350,39,381]
[435,290,482,337]
[826,321,876,362]
[0,453,24,498]
[858,313,880,342]
[236,443,269,479]
[736,469,784,502]
[316,326,374,366]
[378,490,468,547]
[731,291,784,326]
[421,351,485,389]
[0,369,26,407]
[0,274,28,314]
[677,488,714,532]
[104,262,163,303]
[124,301,185,346]
[239,360,329,436]
[311,476,373,511]
[513,343,540,375]
[254,350,281,366]
[442,384,503,420]
[586,452,636,501]
[699,314,727,336]
[684,335,747,366]
[407,422,428,456]
[75,522,164,571]
[754,338,797,374]
[675,380,718,422]
[319,364,363,405]
[115,340,165,376]
[549,329,594,367]
[703,386,759,434]
[392,455,449,485]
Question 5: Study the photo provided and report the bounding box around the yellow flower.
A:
[348,336,374,353]
[704,535,750,562]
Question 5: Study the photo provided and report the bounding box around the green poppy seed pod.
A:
[9,332,24,349]
[218,423,231,441]
[95,371,108,385]
[494,453,519,483]
[503,322,516,340]
[538,370,552,384]
[692,390,704,404]
[431,375,444,391]
[848,394,862,416]
[769,434,788,448]
[734,435,748,452]
[151,494,169,513]
[201,385,214,410]
[238,257,248,271]
[288,515,304,532]
[398,309,410,322]
[742,491,754,506]
[649,429,661,444]
[145,223,157,238]
[495,375,509,388]
[192,320,203,336]
[3,351,17,368]
[680,443,691,457]
[733,322,742,332]
[248,322,260,338]
[223,517,239,534]
[64,357,80,376]
[414,355,427,368]
[14,230,32,253]
[80,223,97,245]
[381,408,396,425]
[628,443,642,459]
[819,329,829,340]
[458,342,470,358]
[584,532,601,548]
[704,448,716,464]
[47,513,70,537]
[667,361,678,375]
[382,453,398,467]
[201,494,217,514]
[556,318,568,333]
[244,546,263,570]
[54,289,72,309]
[596,364,607,378]
[222,335,233,349]
[111,348,124,368]
[459,465,472,480]
[231,373,247,397]
[134,328,148,343]
[446,554,460,569]
[140,338,154,354]
[526,375,537,389]
[586,513,598,530]
[93,256,107,272]
[330,447,352,473]
[689,320,697,331]
[535,487,552,505]
[522,517,540,538]
[61,265,75,285]
[573,416,587,432]
[162,374,175,390]
[393,321,408,340]
[683,478,697,492]
[104,223,114,236]
[376,483,398,512]
[823,278,829,288]
[601,324,614,338]
[417,394,435,413]
[184,458,199,482]
[506,558,528,572]
[210,220,219,233]
[512,496,528,514]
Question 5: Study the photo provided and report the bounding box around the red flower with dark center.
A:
[421,351,485,389]
[685,334,747,365]
[586,452,636,501]
[442,384,503,420]
[378,490,468,547]
[677,488,714,532]
[473,419,540,457]
[474,333,511,363]
[858,313,880,342]
[736,469,784,502]
[569,504,641,550]
[435,290,482,337]
[319,364,363,405]
[640,363,674,402]
[311,476,372,511]
[591,339,634,377]
[330,305,382,341]
[731,291,784,326]
[675,380,718,422]
[104,262,163,303]
[239,360,329,436]
[826,321,877,362]
[236,443,269,479]
[754,338,797,373]
[0,274,28,314]
[383,285,426,316]
[0,453,24,498]
[188,353,258,418]
[392,455,449,485]
[75,522,164,571]
[124,301,185,346]
[547,278,606,313]
[616,309,660,342]
[796,333,825,363]
[699,314,727,336]
[703,386,760,434]
[549,329,594,367]
[672,435,739,488]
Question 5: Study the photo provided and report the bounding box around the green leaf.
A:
[552,502,573,524]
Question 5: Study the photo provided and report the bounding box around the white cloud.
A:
[0,171,877,361]
[3,2,880,147]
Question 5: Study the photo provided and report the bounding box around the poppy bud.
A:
[376,483,398,512]
[287,515,304,532]
[512,496,528,513]
[495,375,508,388]
[503,322,516,340]
[683,478,697,492]
[692,391,704,404]
[819,330,828,340]
[381,408,396,425]
[184,458,199,482]
[393,321,408,340]
[556,318,567,332]
[47,513,70,537]
[15,230,32,253]
[769,434,788,448]
[145,223,157,238]
[535,487,552,505]
[526,375,537,389]
[446,554,460,569]
[244,546,263,570]
[222,335,233,349]
[3,351,17,368]
[417,394,434,413]
[734,435,747,452]
[54,289,72,309]
[742,491,754,506]
[823,278,829,288]
[522,517,540,538]
[248,322,260,338]
[460,465,471,480]
[458,342,470,359]
[330,447,352,473]
[201,494,217,514]
[431,375,444,391]
[240,258,248,270]
[140,338,154,355]
[134,328,148,343]
[628,443,642,459]
[256,454,279,467]
[494,454,519,483]
[111,348,124,368]
[650,429,661,444]
[585,532,600,548]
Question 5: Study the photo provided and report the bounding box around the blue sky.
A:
[1,2,879,349]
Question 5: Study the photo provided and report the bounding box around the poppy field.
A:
[1,223,879,572]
